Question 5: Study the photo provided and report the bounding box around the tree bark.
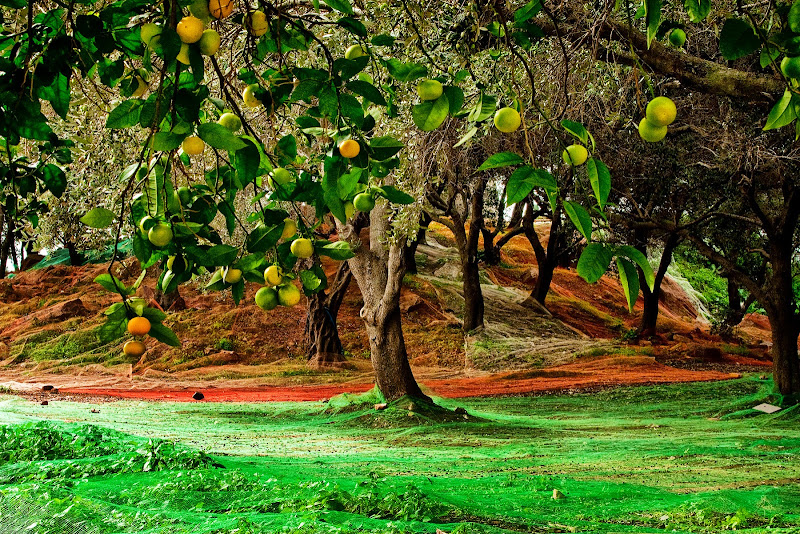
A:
[341,201,428,402]
[764,239,800,400]
[639,233,679,336]
[404,212,430,275]
[306,261,352,366]
[522,202,562,306]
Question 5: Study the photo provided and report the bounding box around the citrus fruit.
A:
[339,139,360,158]
[177,186,191,205]
[198,29,220,55]
[645,96,677,127]
[281,218,297,239]
[271,167,293,185]
[148,223,173,247]
[243,84,262,107]
[255,287,279,310]
[353,192,375,212]
[278,284,302,307]
[189,0,211,20]
[166,255,187,273]
[417,79,443,101]
[246,10,269,36]
[176,43,191,65]
[182,136,204,155]
[123,340,147,357]
[561,144,588,166]
[264,265,283,286]
[177,16,204,43]
[209,0,234,18]
[131,76,147,97]
[127,316,151,336]
[344,201,355,219]
[223,267,242,284]
[781,56,800,79]
[494,107,521,133]
[290,238,314,258]
[140,23,162,49]
[638,118,668,142]
[219,112,242,132]
[344,44,366,59]
[669,28,686,47]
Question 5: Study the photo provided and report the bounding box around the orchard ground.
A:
[0,224,796,533]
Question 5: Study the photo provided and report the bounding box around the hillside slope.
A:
[0,224,773,393]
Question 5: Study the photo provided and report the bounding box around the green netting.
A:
[0,377,799,533]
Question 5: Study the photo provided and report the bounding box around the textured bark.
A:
[638,233,679,336]
[156,288,185,311]
[340,202,428,402]
[404,212,431,275]
[305,261,352,366]
[522,203,562,307]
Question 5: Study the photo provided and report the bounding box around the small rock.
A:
[42,385,54,391]
[552,489,566,500]
[374,403,388,411]
[407,402,417,412]
[454,407,468,415]
[40,401,48,406]
[90,409,100,413]
[192,391,205,400]
[759,374,769,380]
[50,388,59,394]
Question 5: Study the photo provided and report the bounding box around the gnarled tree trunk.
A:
[341,202,428,402]
[638,233,679,336]
[305,261,352,367]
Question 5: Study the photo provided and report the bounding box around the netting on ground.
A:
[0,377,799,534]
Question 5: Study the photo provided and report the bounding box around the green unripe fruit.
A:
[148,223,173,247]
[638,118,668,142]
[218,112,242,133]
[271,167,293,185]
[255,287,279,310]
[177,186,191,206]
[417,79,443,101]
[645,96,677,127]
[781,56,800,79]
[668,28,686,47]
[264,265,283,286]
[561,144,588,166]
[353,192,375,212]
[344,44,367,59]
[290,238,314,259]
[494,107,521,133]
[278,284,302,307]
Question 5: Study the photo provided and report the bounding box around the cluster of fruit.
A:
[122,315,152,358]
[638,96,677,142]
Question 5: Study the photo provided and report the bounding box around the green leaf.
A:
[412,95,450,131]
[563,201,592,241]
[322,0,353,14]
[514,0,542,22]
[443,86,465,114]
[234,139,261,185]
[197,123,247,151]
[337,16,366,37]
[80,207,116,228]
[317,241,355,260]
[149,322,181,347]
[586,158,611,210]
[791,0,800,33]
[371,34,395,46]
[379,185,414,204]
[337,168,362,199]
[467,93,497,122]
[644,0,662,48]
[300,269,323,291]
[205,244,239,267]
[246,223,283,253]
[369,136,404,161]
[683,0,710,23]
[106,100,142,128]
[577,243,613,283]
[141,307,168,324]
[764,89,797,131]
[561,119,589,144]
[616,257,640,312]
[615,245,655,290]
[95,273,128,295]
[719,18,760,60]
[478,152,524,171]
[453,126,478,148]
[506,166,556,205]
[347,80,387,105]
[152,132,184,152]
[38,73,70,120]
[40,164,67,197]
[97,317,126,344]
[384,59,428,82]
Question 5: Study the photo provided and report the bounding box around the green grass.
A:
[0,377,798,533]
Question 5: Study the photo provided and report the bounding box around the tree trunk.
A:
[764,241,800,400]
[404,212,431,275]
[639,233,679,336]
[341,201,428,402]
[156,288,185,311]
[65,239,84,266]
[462,257,484,332]
[523,204,562,306]
[306,261,352,366]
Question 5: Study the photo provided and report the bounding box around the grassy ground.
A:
[0,377,798,533]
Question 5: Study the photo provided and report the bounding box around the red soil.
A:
[59,356,738,402]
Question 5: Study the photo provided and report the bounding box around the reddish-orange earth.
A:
[58,356,743,402]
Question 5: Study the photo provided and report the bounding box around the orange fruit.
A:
[209,0,234,19]
[339,139,360,158]
[123,340,147,357]
[127,316,152,336]
[176,16,205,44]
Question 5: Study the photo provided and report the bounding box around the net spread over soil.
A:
[0,377,798,533]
